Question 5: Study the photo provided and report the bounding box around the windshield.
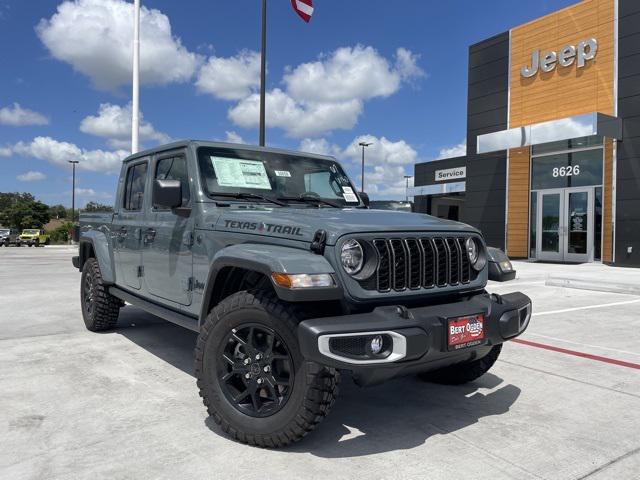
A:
[197,147,361,207]
[23,229,38,234]
[0,229,9,235]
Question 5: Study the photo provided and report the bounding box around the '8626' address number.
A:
[552,165,580,178]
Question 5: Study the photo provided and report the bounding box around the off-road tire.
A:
[419,344,502,385]
[80,258,121,331]
[195,290,339,448]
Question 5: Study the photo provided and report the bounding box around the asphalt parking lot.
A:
[1,247,639,480]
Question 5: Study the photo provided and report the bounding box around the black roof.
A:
[123,140,337,164]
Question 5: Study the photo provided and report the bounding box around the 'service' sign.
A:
[435,167,466,182]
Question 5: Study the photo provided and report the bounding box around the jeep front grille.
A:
[370,237,476,292]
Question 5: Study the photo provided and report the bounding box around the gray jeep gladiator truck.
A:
[73,141,532,447]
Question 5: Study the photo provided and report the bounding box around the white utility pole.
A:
[131,0,141,154]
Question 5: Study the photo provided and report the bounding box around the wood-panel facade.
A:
[506,147,531,258]
[509,0,615,128]
[506,0,616,259]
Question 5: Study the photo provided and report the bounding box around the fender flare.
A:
[199,243,343,323]
[78,231,115,284]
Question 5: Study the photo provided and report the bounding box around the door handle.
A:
[144,228,156,244]
[116,227,127,242]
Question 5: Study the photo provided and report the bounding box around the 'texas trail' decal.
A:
[224,220,304,237]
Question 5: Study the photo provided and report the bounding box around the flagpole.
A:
[259,0,267,146]
[131,0,141,154]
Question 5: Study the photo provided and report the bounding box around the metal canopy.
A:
[476,112,622,154]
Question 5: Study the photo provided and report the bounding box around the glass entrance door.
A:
[536,188,594,262]
[537,190,563,261]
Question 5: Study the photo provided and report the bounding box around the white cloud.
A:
[0,103,49,126]
[10,136,128,173]
[17,171,47,182]
[298,138,341,157]
[297,134,417,199]
[283,45,424,103]
[196,50,260,100]
[364,165,414,198]
[229,88,362,138]
[227,45,424,138]
[0,146,12,157]
[75,187,96,196]
[394,48,426,83]
[342,134,418,166]
[36,0,200,90]
[222,131,245,144]
[438,140,466,159]
[80,103,170,149]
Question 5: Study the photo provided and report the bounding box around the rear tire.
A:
[419,344,502,385]
[195,290,339,447]
[80,258,121,331]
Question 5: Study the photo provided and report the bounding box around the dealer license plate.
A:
[447,314,485,350]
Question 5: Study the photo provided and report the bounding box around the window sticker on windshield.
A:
[343,186,354,194]
[274,170,291,177]
[210,156,272,190]
[343,192,359,203]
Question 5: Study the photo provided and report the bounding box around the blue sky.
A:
[0,0,577,206]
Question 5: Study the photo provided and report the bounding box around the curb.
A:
[546,276,640,296]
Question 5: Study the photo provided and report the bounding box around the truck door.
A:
[142,152,194,306]
[113,159,149,290]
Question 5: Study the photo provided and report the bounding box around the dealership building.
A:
[413,0,640,267]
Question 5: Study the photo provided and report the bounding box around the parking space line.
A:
[526,333,640,357]
[532,299,640,316]
[512,339,640,370]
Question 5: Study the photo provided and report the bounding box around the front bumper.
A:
[298,292,531,385]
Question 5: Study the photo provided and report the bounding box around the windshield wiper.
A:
[213,192,287,207]
[278,193,341,209]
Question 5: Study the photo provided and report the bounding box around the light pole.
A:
[259,0,267,146]
[69,160,79,223]
[131,0,141,154]
[358,141,373,192]
[404,175,413,202]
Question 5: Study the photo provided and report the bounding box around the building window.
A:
[531,148,604,190]
[530,192,537,258]
[531,135,603,156]
[595,187,602,261]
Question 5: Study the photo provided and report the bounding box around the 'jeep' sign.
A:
[435,167,466,182]
[521,38,597,78]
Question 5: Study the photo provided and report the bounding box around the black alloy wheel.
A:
[83,269,96,319]
[218,323,293,418]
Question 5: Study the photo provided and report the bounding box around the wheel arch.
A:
[198,244,342,325]
[78,231,115,284]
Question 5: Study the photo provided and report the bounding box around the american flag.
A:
[291,0,314,23]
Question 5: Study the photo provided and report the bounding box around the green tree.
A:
[0,192,36,212]
[82,201,113,213]
[49,204,69,219]
[0,198,51,230]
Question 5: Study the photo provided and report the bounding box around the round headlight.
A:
[465,237,486,271]
[341,239,364,275]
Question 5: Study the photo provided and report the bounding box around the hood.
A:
[211,207,478,245]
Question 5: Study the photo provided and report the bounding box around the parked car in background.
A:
[369,200,414,212]
[0,228,22,247]
[19,229,50,247]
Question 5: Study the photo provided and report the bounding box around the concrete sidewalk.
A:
[502,260,640,296]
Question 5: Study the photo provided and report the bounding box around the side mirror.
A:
[359,191,370,208]
[153,179,182,209]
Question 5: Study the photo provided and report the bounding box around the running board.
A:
[109,286,200,332]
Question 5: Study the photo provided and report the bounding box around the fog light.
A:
[370,335,383,355]
[499,260,513,272]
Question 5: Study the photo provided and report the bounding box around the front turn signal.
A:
[271,273,334,289]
